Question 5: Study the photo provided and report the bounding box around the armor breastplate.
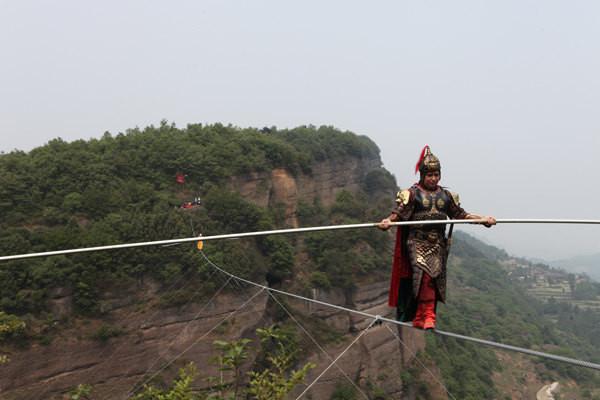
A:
[406,186,450,279]
[412,188,450,223]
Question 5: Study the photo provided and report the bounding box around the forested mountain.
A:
[0,122,389,316]
[1,124,599,399]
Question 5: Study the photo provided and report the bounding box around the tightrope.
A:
[2,219,600,262]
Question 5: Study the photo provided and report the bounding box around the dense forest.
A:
[0,122,390,316]
[1,123,600,399]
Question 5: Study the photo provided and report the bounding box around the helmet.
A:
[415,145,441,177]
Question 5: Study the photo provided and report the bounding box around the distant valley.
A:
[547,253,600,282]
[502,256,600,312]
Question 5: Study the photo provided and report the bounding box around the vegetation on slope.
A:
[0,123,385,315]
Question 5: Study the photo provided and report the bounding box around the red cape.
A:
[388,227,411,307]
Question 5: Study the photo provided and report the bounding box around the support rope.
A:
[107,267,217,394]
[126,275,234,397]
[384,324,457,400]
[198,252,600,372]
[295,317,379,400]
[128,287,266,397]
[267,291,370,400]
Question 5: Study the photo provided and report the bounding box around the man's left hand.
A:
[483,216,496,228]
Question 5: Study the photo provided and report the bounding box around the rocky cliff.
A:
[229,156,381,226]
[0,156,432,400]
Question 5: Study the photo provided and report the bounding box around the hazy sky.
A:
[1,1,599,260]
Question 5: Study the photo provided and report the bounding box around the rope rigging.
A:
[130,286,267,397]
[126,275,235,396]
[384,324,457,400]
[125,250,598,399]
[124,262,373,400]
[267,291,371,400]
[198,252,600,372]
[295,318,379,400]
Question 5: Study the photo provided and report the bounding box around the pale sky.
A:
[1,1,599,260]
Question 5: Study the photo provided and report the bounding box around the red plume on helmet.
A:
[415,145,429,175]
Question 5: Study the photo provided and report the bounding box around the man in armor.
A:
[378,146,496,330]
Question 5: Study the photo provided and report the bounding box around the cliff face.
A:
[0,284,269,399]
[0,156,428,400]
[229,156,381,226]
[287,281,431,399]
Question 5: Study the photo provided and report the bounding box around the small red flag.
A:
[176,173,186,184]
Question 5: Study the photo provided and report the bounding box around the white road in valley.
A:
[536,382,559,400]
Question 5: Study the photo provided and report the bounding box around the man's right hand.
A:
[378,218,392,231]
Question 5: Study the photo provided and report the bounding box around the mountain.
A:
[0,123,400,399]
[1,124,599,399]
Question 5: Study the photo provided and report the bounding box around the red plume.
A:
[414,145,429,174]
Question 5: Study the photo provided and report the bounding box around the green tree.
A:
[247,326,315,400]
[132,364,199,400]
[0,311,26,341]
[69,384,93,400]
[132,326,314,400]
[210,338,252,399]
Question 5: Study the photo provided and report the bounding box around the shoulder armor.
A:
[449,191,460,206]
[396,189,411,206]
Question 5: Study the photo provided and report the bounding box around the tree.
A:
[131,364,199,400]
[131,326,314,400]
[0,311,25,340]
[210,338,252,399]
[247,326,315,400]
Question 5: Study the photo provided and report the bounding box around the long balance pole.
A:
[1,218,599,262]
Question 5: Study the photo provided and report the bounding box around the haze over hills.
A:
[548,253,600,282]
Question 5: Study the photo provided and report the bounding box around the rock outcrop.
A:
[230,157,380,226]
